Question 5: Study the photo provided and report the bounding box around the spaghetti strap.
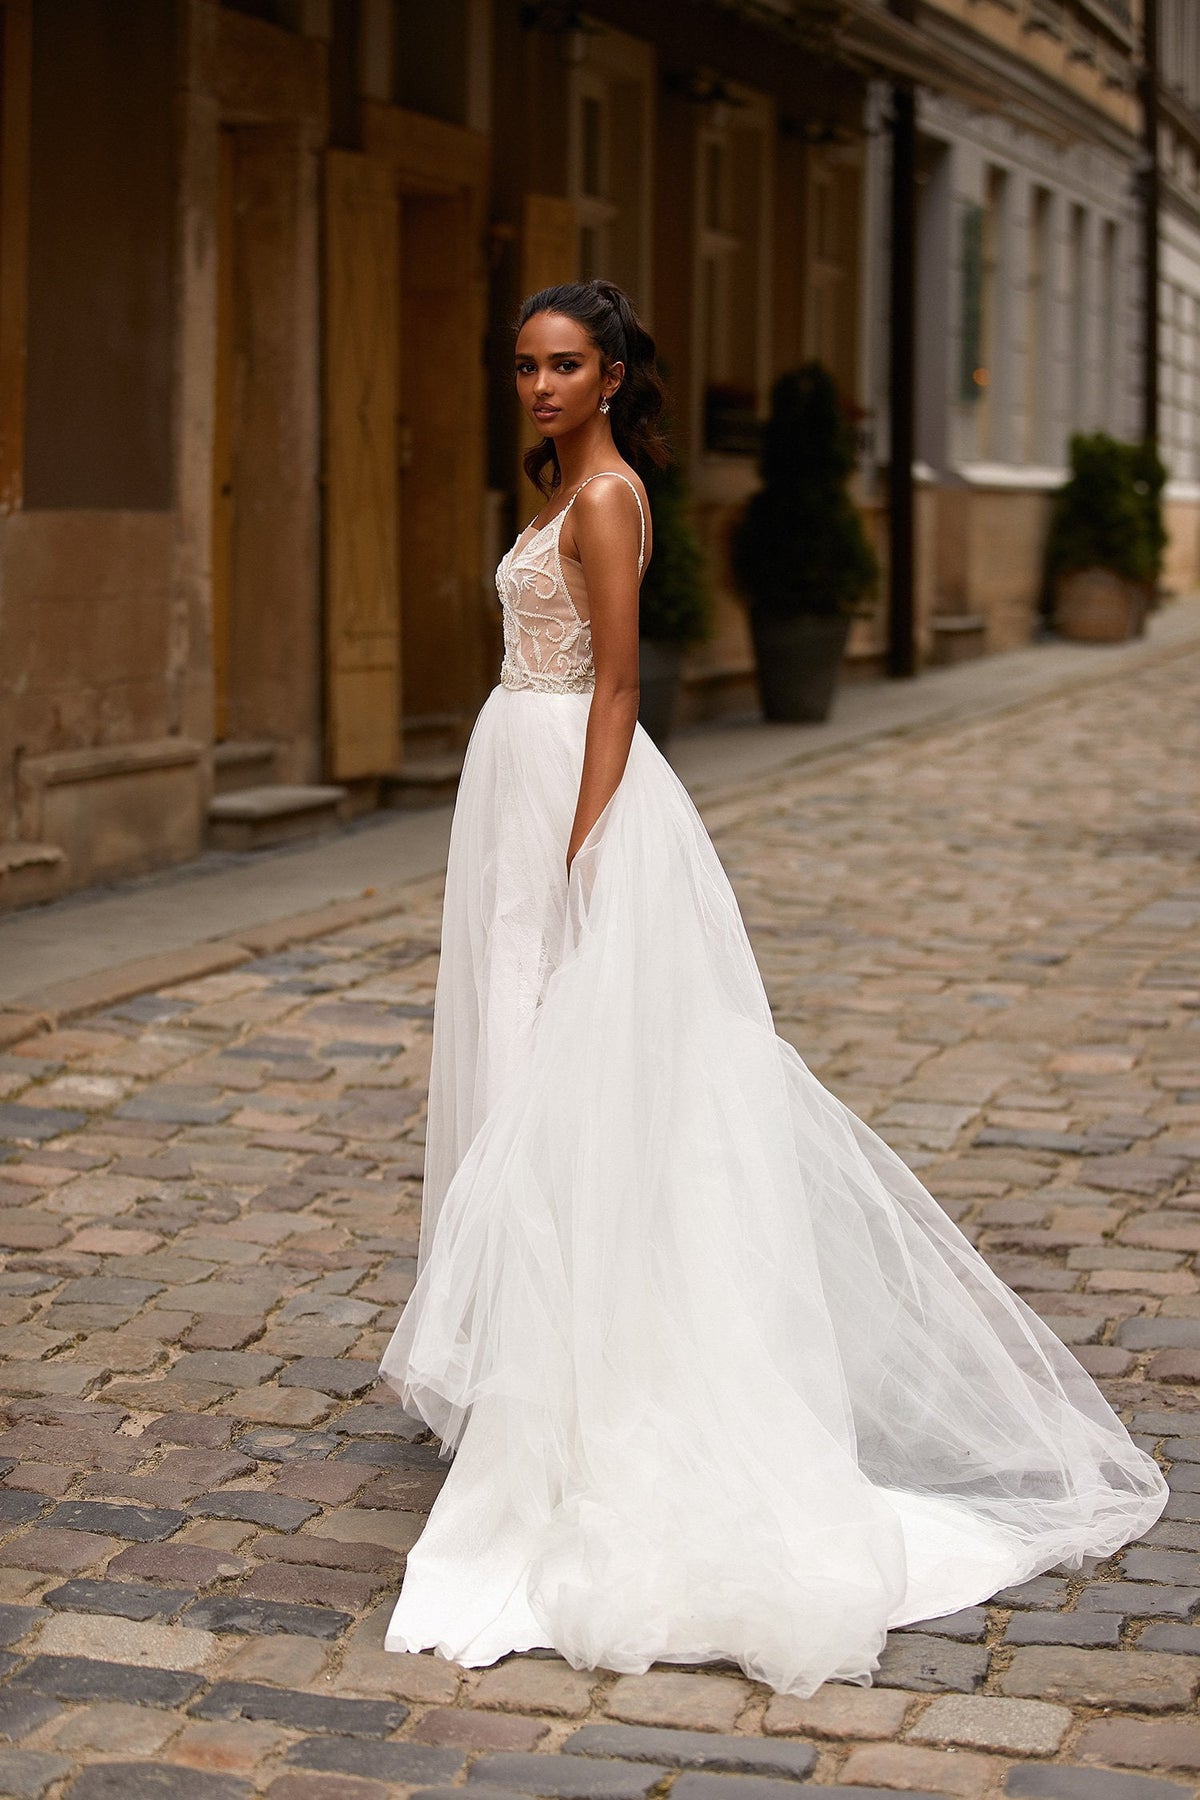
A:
[560,471,646,572]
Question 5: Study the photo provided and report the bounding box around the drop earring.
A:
[599,396,611,415]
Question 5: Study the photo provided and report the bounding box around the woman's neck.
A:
[554,417,617,492]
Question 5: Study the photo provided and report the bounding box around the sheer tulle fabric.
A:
[380,684,1166,1697]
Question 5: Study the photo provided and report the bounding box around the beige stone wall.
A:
[1162,499,1200,595]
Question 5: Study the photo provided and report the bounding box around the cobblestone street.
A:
[0,645,1199,1799]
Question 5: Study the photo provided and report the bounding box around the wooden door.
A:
[211,127,235,740]
[324,149,401,780]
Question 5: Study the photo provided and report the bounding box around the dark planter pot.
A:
[637,639,686,749]
[749,611,851,723]
[1053,568,1144,643]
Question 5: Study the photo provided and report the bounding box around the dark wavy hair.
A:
[516,279,670,495]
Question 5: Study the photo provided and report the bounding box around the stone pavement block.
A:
[278,1357,380,1397]
[182,1595,353,1639]
[106,1542,251,1586]
[336,1647,461,1702]
[1076,1583,1200,1618]
[255,1534,392,1572]
[998,1644,1200,1708]
[171,1351,284,1387]
[32,1609,217,1669]
[220,1633,329,1688]
[668,1779,816,1800]
[239,1562,380,1613]
[190,1680,407,1736]
[466,1753,667,1799]
[563,1723,816,1777]
[1075,1714,1200,1771]
[1003,1610,1122,1645]
[838,1740,1002,1797]
[3,1527,117,1574]
[45,1499,185,1541]
[472,1658,596,1717]
[413,1707,551,1750]
[7,1653,203,1706]
[47,1699,177,1752]
[0,1692,61,1742]
[901,1605,989,1641]
[219,1387,334,1427]
[188,1491,319,1532]
[266,1779,390,1800]
[171,1719,293,1774]
[266,1462,372,1506]
[1123,1548,1200,1583]
[1139,1623,1200,1653]
[285,1740,464,1785]
[761,1684,911,1738]
[0,1494,48,1528]
[66,1765,253,1799]
[1002,1765,1195,1798]
[874,1632,990,1693]
[0,1751,71,1798]
[907,1693,1071,1753]
[601,1672,750,1732]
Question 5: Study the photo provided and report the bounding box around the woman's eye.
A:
[557,360,578,371]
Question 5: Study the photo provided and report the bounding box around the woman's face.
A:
[514,310,620,440]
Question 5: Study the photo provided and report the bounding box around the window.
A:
[1067,202,1087,430]
[1099,218,1119,434]
[568,26,653,303]
[1024,186,1052,463]
[393,0,470,126]
[693,85,771,456]
[977,165,1007,459]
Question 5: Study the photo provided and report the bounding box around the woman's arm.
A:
[565,479,644,874]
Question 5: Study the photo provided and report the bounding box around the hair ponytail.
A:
[516,279,670,495]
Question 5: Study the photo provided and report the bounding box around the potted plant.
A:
[1045,432,1168,643]
[730,363,879,723]
[637,445,711,750]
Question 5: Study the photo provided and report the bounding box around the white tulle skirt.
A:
[379,684,1166,1697]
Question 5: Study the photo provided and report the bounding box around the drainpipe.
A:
[1140,0,1160,446]
[887,0,918,678]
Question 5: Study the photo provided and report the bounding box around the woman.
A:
[379,278,1165,1698]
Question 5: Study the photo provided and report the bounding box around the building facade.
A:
[0,0,1191,907]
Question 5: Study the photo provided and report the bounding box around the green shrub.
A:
[1045,432,1168,584]
[638,440,712,647]
[730,362,879,621]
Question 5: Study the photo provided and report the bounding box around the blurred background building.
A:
[0,0,1193,904]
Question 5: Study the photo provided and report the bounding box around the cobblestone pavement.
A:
[0,649,1199,1800]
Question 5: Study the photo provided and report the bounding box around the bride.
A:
[379,277,1166,1698]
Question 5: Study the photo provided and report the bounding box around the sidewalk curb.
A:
[4,622,1198,1055]
[1,881,442,1053]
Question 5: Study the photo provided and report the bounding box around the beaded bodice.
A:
[496,471,646,695]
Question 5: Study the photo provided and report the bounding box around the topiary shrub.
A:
[730,362,879,621]
[638,434,711,648]
[1045,432,1167,584]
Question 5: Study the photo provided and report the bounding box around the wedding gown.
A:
[379,469,1166,1697]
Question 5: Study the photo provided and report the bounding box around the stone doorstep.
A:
[207,786,349,854]
[212,740,279,797]
[0,842,69,913]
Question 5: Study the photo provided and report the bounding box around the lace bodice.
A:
[496,471,647,694]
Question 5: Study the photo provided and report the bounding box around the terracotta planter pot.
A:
[637,639,686,749]
[749,612,851,723]
[1054,568,1144,643]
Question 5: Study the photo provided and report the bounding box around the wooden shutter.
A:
[324,149,401,780]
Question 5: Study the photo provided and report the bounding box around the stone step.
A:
[383,754,464,811]
[207,785,348,852]
[928,613,988,667]
[0,841,68,911]
[212,739,278,795]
